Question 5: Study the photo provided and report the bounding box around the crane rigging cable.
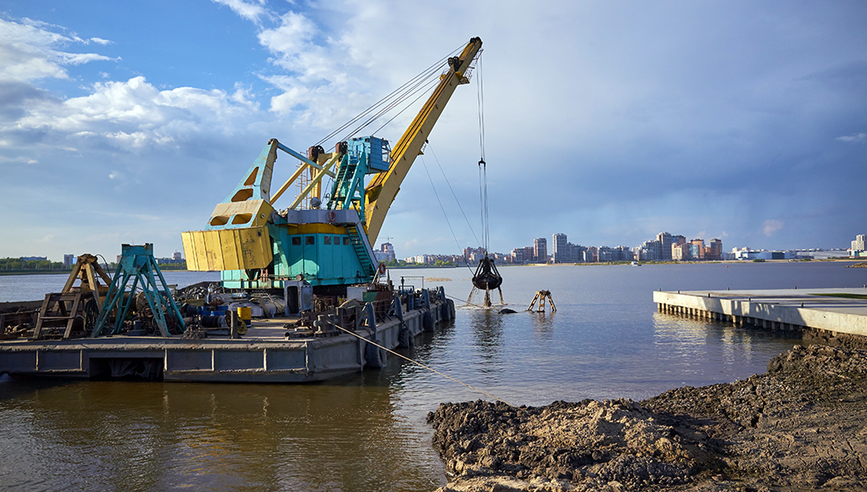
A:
[420,153,475,274]
[314,42,466,198]
[314,43,467,149]
[419,141,482,273]
[428,144,481,248]
[477,54,489,250]
[469,52,503,307]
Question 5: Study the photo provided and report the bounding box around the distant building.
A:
[173,251,183,261]
[374,242,396,263]
[534,238,547,262]
[21,256,47,261]
[656,232,673,261]
[635,239,660,261]
[572,244,587,263]
[732,248,795,260]
[63,254,76,268]
[463,246,486,261]
[689,239,705,260]
[671,235,686,258]
[613,245,631,261]
[672,242,687,261]
[706,239,723,260]
[552,233,568,263]
[851,234,867,258]
[511,246,535,264]
[584,246,598,263]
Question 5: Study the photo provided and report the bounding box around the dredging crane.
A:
[182,37,483,298]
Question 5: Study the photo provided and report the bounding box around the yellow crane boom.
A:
[363,37,482,244]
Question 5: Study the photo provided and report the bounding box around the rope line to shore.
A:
[332,322,514,407]
[443,292,506,308]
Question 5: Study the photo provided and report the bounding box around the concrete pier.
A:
[654,288,867,337]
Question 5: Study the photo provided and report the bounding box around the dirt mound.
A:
[429,344,867,491]
[428,398,722,490]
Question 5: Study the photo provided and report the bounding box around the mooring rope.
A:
[331,321,513,406]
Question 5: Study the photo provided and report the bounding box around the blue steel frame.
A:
[91,244,186,337]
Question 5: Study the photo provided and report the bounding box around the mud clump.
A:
[428,344,867,491]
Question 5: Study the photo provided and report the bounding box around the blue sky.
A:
[1,0,865,262]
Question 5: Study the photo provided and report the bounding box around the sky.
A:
[1,0,865,262]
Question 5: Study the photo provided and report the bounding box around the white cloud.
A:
[836,132,866,143]
[12,76,258,148]
[105,130,173,148]
[763,220,784,237]
[211,0,269,24]
[256,11,350,115]
[0,17,115,82]
[89,37,111,45]
[257,11,316,60]
[0,155,39,164]
[230,82,258,109]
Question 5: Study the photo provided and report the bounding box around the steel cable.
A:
[331,320,513,406]
[315,43,466,148]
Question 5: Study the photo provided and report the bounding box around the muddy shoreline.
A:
[428,335,867,491]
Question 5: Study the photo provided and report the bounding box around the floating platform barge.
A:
[654,287,867,337]
[0,293,455,382]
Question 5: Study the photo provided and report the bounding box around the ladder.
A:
[33,291,94,339]
[346,224,376,277]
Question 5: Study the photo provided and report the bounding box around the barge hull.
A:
[0,300,451,382]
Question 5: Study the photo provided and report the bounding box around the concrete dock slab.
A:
[653,287,867,337]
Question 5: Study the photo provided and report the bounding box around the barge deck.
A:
[0,297,455,382]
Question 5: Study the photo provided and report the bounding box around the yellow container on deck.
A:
[237,307,252,321]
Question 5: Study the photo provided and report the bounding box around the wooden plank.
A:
[62,262,82,293]
[63,293,82,339]
[33,294,53,339]
[85,264,102,309]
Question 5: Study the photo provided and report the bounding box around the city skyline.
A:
[1,2,865,261]
[392,230,861,265]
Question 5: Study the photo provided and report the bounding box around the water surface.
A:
[2,262,864,491]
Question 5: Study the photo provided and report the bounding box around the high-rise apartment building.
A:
[512,246,535,264]
[374,242,396,263]
[534,237,547,262]
[689,239,705,260]
[707,239,723,260]
[656,232,673,261]
[552,233,568,263]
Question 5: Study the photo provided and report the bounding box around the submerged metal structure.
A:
[468,255,504,308]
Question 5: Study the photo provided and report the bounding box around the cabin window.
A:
[306,236,315,245]
[291,237,301,245]
[333,236,340,245]
[343,237,350,246]
[324,236,332,245]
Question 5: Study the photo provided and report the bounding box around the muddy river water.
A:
[1,261,864,490]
